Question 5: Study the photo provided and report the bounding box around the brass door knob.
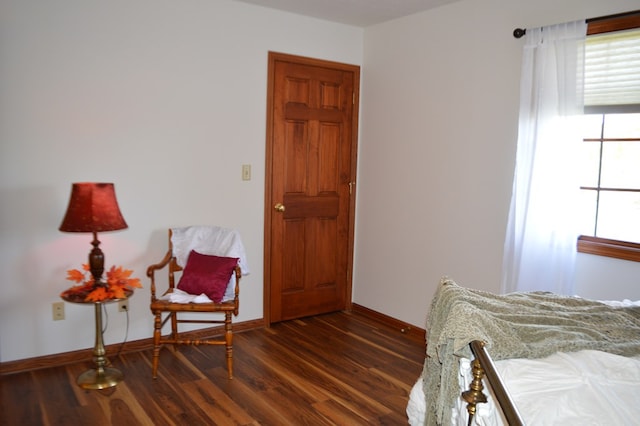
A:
[274,203,285,212]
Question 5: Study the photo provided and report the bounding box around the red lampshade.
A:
[60,183,128,233]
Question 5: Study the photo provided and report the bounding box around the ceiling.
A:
[234,0,461,27]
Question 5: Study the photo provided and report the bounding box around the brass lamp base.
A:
[77,366,124,390]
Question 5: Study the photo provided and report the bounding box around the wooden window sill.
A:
[577,236,640,262]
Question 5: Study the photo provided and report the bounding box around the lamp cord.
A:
[115,308,130,358]
[102,303,108,334]
[100,303,130,360]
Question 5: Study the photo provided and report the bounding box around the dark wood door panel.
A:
[265,52,359,323]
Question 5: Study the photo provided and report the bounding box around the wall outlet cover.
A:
[53,302,65,321]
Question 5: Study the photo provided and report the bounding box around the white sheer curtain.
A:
[502,21,587,295]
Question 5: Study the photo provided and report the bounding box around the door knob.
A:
[274,203,285,212]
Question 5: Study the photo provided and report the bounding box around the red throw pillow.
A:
[177,250,239,302]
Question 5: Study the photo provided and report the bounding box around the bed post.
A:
[461,357,487,426]
[464,340,525,426]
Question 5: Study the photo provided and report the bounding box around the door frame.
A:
[263,51,360,326]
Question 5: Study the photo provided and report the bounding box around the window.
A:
[577,12,640,262]
[578,113,640,260]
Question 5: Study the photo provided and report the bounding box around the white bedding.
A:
[407,349,640,425]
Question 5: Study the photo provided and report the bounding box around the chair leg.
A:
[152,312,162,379]
[225,312,233,379]
[170,312,178,349]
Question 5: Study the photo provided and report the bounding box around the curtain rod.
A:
[512,9,640,38]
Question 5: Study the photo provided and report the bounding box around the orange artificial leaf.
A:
[127,277,143,289]
[110,286,127,300]
[86,287,108,302]
[107,266,132,281]
[119,267,133,279]
[106,266,142,290]
[66,269,86,283]
[62,263,142,302]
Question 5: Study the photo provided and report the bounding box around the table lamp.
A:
[59,182,128,284]
[59,182,128,390]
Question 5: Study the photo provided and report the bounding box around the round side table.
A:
[61,289,133,390]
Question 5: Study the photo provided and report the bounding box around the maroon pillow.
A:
[177,250,239,302]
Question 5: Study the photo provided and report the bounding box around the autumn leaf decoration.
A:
[61,263,142,302]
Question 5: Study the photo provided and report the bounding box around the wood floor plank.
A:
[265,319,410,418]
[206,365,306,425]
[228,341,337,425]
[0,311,424,426]
[181,378,255,426]
[0,371,43,425]
[233,332,335,402]
[312,399,371,425]
[118,352,216,425]
[257,333,396,422]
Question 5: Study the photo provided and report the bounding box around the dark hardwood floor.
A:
[1,311,425,425]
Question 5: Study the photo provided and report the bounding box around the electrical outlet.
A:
[118,300,128,312]
[52,302,65,321]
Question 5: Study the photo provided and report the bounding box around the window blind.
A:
[585,28,640,113]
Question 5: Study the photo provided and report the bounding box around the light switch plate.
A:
[242,164,251,181]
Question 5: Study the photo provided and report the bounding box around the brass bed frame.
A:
[462,340,525,426]
[425,279,640,426]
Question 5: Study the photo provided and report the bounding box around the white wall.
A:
[0,0,363,362]
[3,0,639,364]
[354,0,640,328]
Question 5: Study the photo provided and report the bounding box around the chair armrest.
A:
[147,250,173,301]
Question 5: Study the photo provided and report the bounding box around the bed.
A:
[406,278,640,425]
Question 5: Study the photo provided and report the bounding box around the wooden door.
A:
[264,52,359,324]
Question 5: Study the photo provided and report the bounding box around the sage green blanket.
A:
[422,278,640,426]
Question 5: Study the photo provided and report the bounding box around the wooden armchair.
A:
[147,227,246,379]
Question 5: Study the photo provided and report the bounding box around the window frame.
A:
[576,11,640,262]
